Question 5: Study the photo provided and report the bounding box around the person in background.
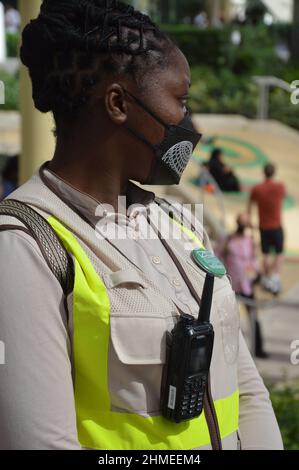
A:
[208,148,241,192]
[194,11,207,29]
[211,14,224,29]
[4,3,20,34]
[0,155,18,200]
[215,213,268,359]
[248,163,286,296]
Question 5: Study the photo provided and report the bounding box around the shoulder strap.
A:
[0,198,74,296]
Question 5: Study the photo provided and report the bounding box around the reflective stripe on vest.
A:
[48,215,239,450]
[170,215,205,250]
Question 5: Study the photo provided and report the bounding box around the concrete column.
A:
[19,0,55,184]
[133,0,150,14]
[205,0,221,25]
[221,0,232,23]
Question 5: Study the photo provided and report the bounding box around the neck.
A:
[49,136,128,212]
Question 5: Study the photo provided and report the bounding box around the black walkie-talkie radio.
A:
[161,273,215,423]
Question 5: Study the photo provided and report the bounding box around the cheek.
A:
[142,101,184,145]
[155,98,185,127]
[127,105,163,144]
[131,112,165,146]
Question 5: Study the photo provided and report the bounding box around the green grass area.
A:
[269,382,299,450]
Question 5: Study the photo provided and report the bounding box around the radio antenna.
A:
[198,273,214,324]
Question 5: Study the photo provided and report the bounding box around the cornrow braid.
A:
[20,0,175,134]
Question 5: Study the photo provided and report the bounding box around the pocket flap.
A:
[103,269,146,289]
[110,315,168,365]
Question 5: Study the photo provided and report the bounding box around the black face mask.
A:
[123,89,202,185]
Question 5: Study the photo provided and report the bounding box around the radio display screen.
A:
[189,335,209,374]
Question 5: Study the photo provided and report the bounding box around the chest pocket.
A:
[102,268,175,316]
[102,268,178,415]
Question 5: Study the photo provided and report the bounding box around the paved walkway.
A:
[240,282,299,385]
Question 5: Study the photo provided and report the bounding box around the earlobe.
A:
[105,85,128,125]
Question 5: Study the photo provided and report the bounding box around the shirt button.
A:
[151,256,161,265]
[172,278,181,287]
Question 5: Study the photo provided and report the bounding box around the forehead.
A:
[146,48,191,93]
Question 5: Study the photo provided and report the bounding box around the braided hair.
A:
[20,0,175,135]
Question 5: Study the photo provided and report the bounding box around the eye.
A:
[181,96,190,115]
[183,104,191,116]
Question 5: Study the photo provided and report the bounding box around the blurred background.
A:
[0,0,298,449]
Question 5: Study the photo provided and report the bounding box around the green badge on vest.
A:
[191,248,227,278]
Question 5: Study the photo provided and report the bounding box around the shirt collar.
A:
[39,161,156,226]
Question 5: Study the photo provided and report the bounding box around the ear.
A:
[104,83,128,125]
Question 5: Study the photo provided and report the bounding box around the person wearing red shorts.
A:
[248,163,286,295]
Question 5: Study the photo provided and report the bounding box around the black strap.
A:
[154,197,222,450]
[0,199,74,296]
[154,196,198,234]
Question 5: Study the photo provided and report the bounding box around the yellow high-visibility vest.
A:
[47,215,239,450]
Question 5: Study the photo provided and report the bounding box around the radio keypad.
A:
[180,377,205,417]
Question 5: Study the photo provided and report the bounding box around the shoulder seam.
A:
[0,224,30,235]
[0,225,60,273]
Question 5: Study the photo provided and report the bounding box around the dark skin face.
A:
[49,47,191,211]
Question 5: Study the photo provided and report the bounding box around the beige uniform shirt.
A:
[0,165,283,450]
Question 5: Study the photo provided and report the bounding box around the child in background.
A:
[216,213,268,359]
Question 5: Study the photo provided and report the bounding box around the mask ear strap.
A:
[123,122,157,151]
[124,89,202,140]
[123,88,169,129]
